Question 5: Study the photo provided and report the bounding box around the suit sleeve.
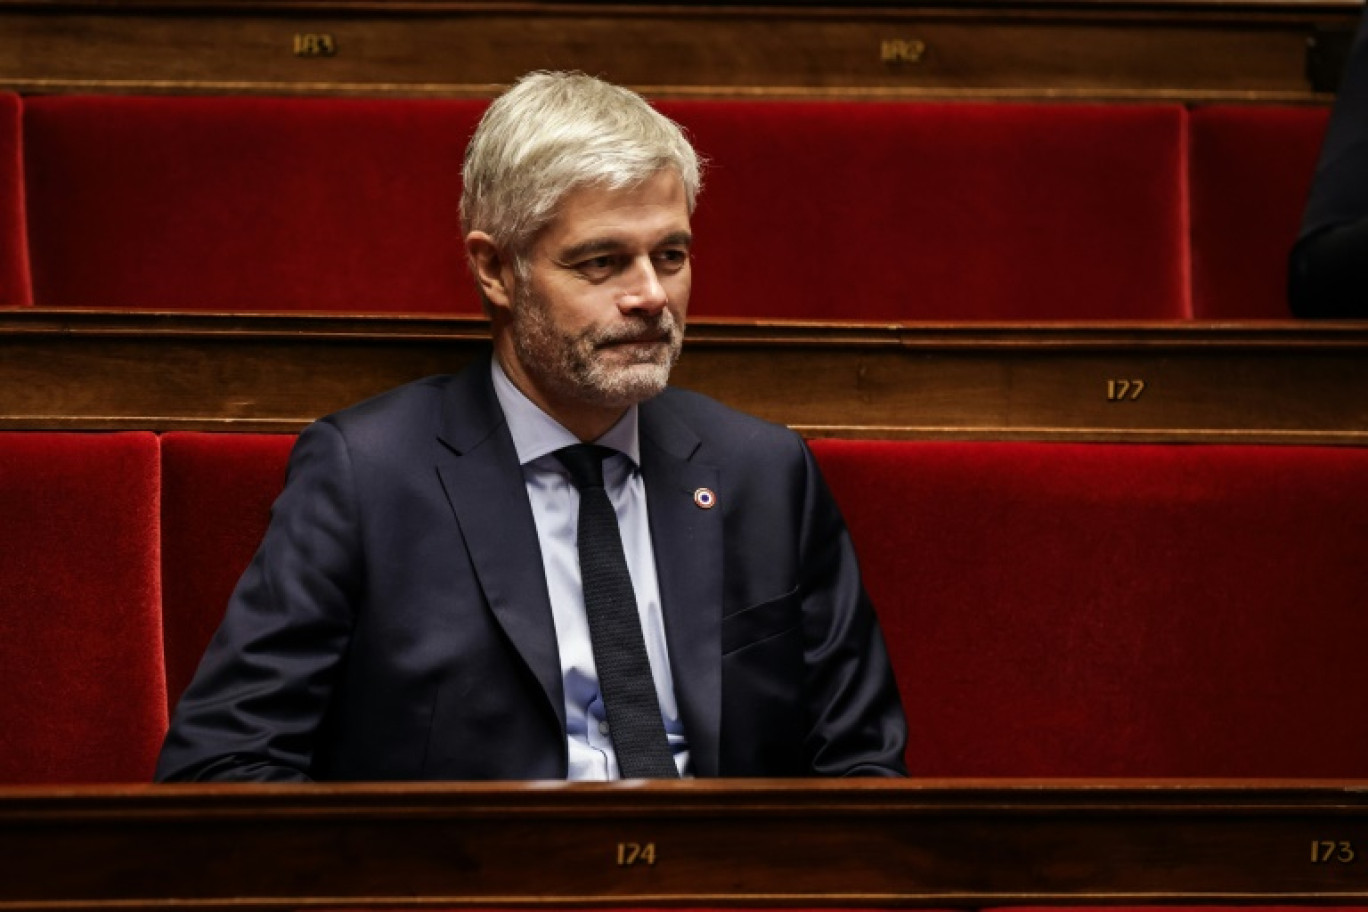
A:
[795,439,909,777]
[156,420,362,782]
[1290,5,1368,318]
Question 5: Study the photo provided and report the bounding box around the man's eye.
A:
[576,255,619,278]
[652,249,689,272]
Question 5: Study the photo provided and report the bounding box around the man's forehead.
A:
[541,172,692,249]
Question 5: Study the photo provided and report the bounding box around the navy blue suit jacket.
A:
[157,357,908,781]
[1289,6,1368,317]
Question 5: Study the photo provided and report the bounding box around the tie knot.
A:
[555,444,613,492]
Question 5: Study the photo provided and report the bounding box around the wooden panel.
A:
[3,780,1368,909]
[0,0,1359,102]
[1,309,1366,443]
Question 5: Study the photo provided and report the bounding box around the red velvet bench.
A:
[160,432,1368,779]
[0,431,166,783]
[21,95,487,313]
[662,100,1189,321]
[812,438,1368,778]
[7,94,1336,321]
[17,95,1196,320]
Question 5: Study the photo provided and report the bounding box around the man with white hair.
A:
[158,72,907,782]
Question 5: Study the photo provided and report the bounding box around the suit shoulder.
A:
[655,386,805,458]
[314,374,459,454]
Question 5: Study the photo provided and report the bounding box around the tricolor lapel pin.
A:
[693,487,717,510]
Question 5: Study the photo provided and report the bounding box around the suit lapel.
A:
[640,395,723,777]
[434,360,566,736]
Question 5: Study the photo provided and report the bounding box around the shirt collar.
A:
[491,355,641,468]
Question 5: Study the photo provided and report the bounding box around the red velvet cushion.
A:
[23,95,486,313]
[662,100,1189,321]
[0,432,165,782]
[811,439,1368,777]
[160,431,295,711]
[0,92,31,307]
[1189,105,1331,319]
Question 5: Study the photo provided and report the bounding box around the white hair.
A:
[461,71,702,267]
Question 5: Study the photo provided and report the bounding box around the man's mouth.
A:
[598,327,670,349]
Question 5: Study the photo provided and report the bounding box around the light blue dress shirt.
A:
[490,358,691,779]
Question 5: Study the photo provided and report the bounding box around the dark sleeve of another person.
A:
[1290,6,1368,318]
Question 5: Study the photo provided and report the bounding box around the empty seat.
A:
[662,100,1190,321]
[23,95,486,313]
[0,431,164,782]
[1189,105,1331,319]
[811,438,1368,777]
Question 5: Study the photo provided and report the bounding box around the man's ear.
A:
[465,231,515,310]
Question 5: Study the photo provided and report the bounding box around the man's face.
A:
[503,169,693,419]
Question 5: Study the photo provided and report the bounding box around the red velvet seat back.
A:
[160,432,296,711]
[811,439,1368,777]
[1189,106,1330,319]
[21,95,1193,321]
[0,432,165,782]
[0,92,31,307]
[661,100,1190,321]
[23,96,486,313]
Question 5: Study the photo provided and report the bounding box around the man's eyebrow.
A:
[558,232,693,264]
[558,238,624,263]
[657,231,694,250]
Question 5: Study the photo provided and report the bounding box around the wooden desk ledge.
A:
[3,779,1368,910]
[1,309,1366,443]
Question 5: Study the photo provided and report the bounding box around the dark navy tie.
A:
[555,444,679,779]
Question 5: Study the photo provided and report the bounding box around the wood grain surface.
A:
[0,0,1358,101]
[3,779,1368,909]
[2,309,1366,443]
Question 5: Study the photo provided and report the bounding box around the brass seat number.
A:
[616,842,657,866]
[293,34,338,57]
[1312,840,1356,863]
[1106,379,1146,401]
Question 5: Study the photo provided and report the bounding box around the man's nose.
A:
[618,257,668,315]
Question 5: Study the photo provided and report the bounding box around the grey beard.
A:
[510,292,683,410]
